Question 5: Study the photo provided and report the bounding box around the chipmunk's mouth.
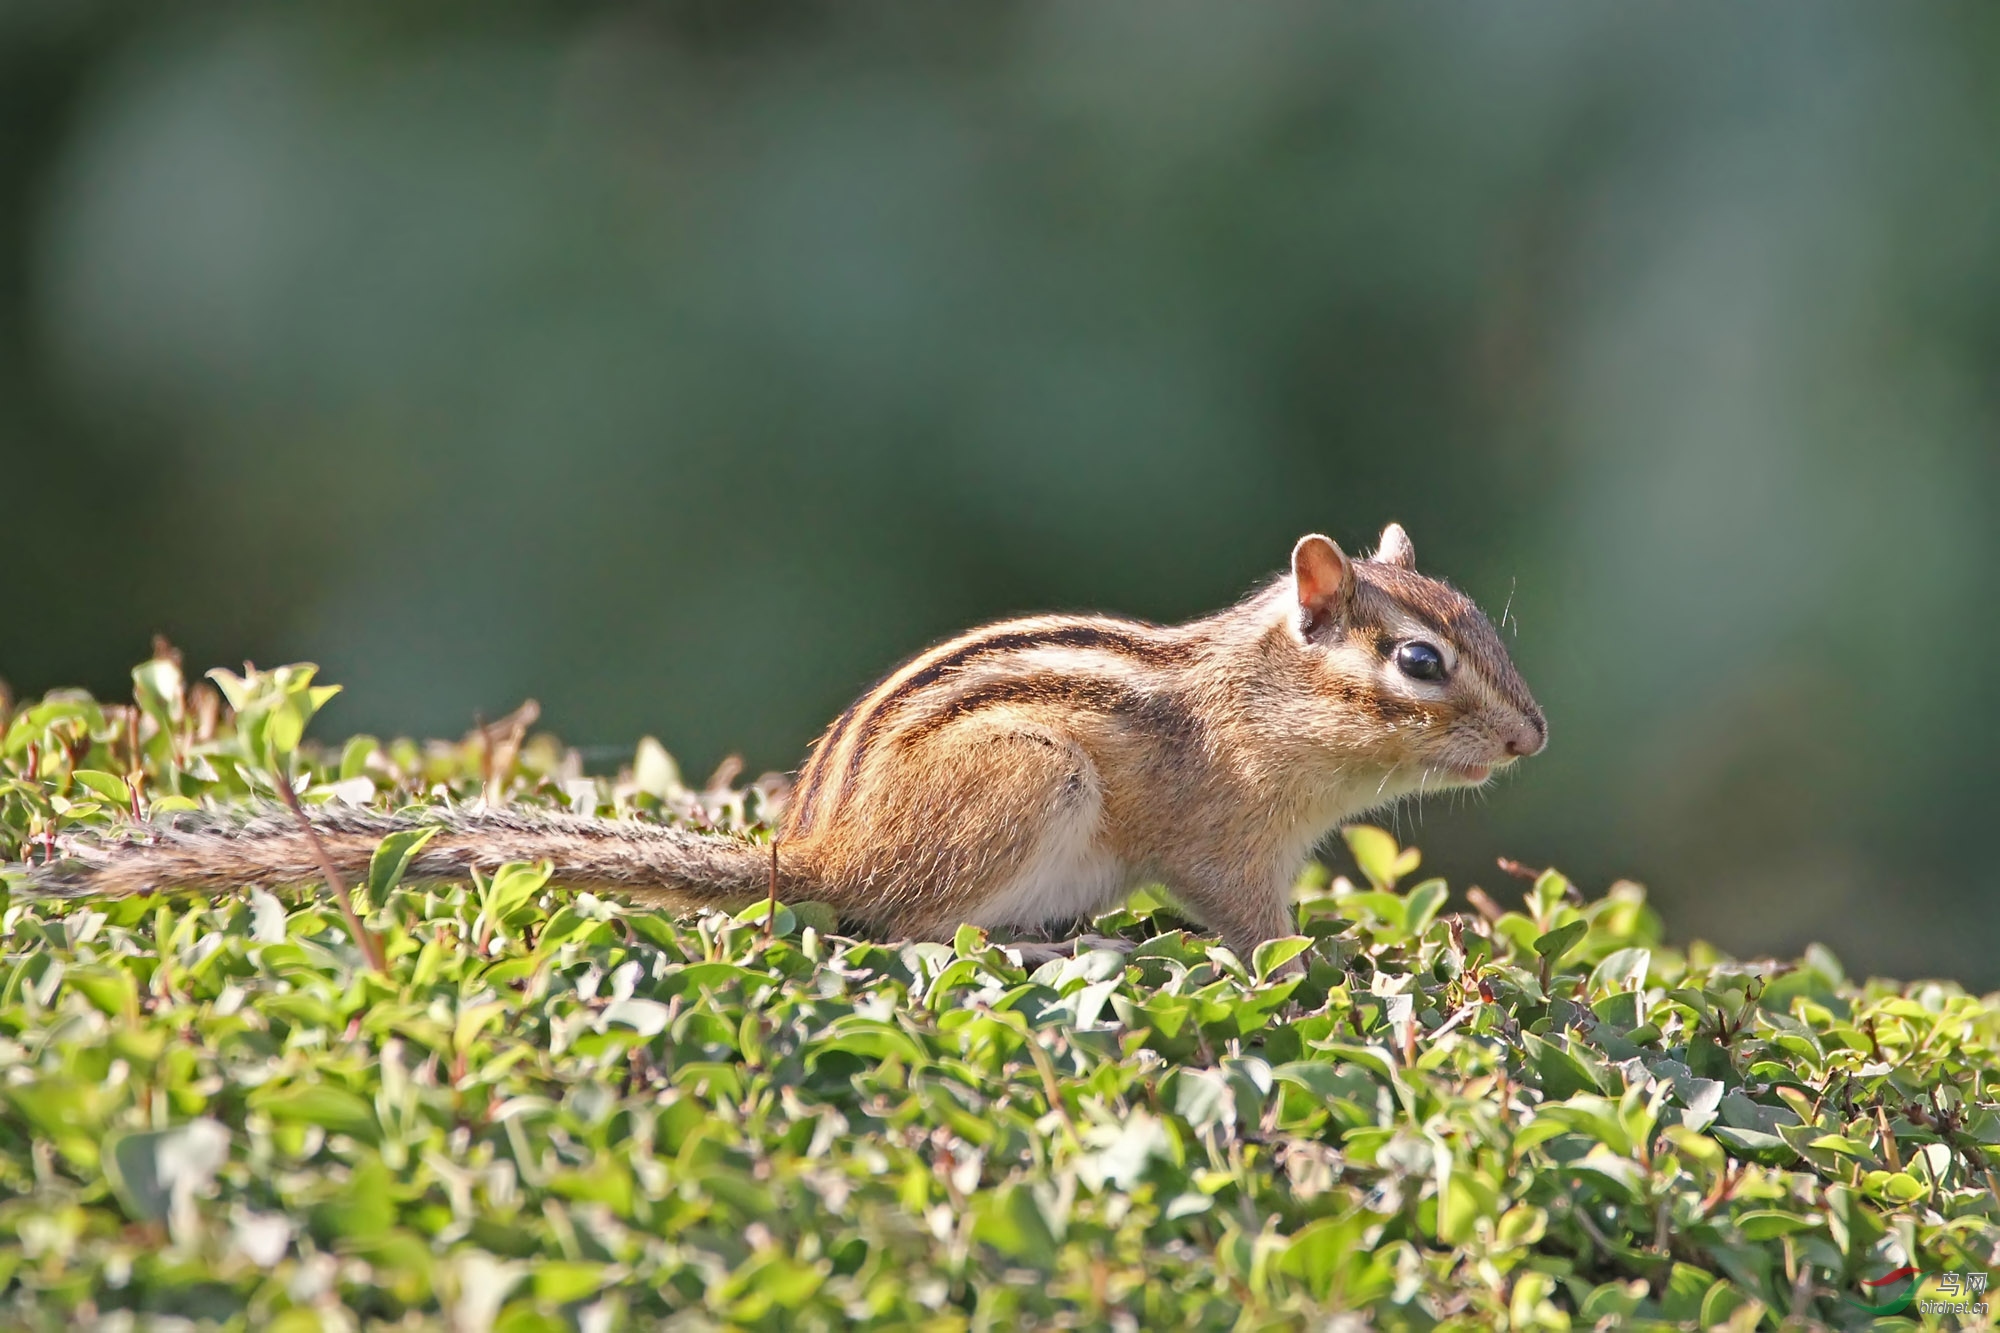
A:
[1443,753,1519,785]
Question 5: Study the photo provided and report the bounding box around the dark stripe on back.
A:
[796,618,1187,831]
[783,698,863,837]
[880,622,1185,713]
[788,620,1162,836]
[897,671,1202,748]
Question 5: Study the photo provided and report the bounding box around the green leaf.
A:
[205,667,254,712]
[1658,1263,1716,1321]
[1534,919,1587,963]
[480,861,551,924]
[1403,879,1449,935]
[1251,935,1311,981]
[535,905,602,953]
[9,1080,111,1151]
[251,1083,381,1145]
[791,901,839,936]
[1279,1214,1369,1301]
[339,735,381,780]
[131,657,185,731]
[1519,1031,1606,1098]
[1172,1069,1237,1134]
[1734,1210,1817,1240]
[67,965,138,1018]
[313,1158,396,1241]
[600,997,671,1037]
[1862,1170,1925,1203]
[1527,868,1573,925]
[266,698,307,757]
[1436,1167,1499,1245]
[1510,1117,1573,1155]
[532,1261,612,1303]
[366,825,440,899]
[1711,1126,1790,1159]
[730,897,793,937]
[102,1120,230,1224]
[4,695,106,757]
[249,889,289,943]
[1588,946,1650,993]
[1580,1279,1648,1321]
[1699,1280,1757,1327]
[1338,890,1408,929]
[972,1182,1057,1265]
[70,769,132,806]
[1342,825,1418,889]
[1538,1094,1633,1157]
[1269,1062,1356,1100]
[632,737,680,797]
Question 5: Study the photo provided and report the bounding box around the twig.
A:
[1024,1034,1082,1147]
[271,763,388,974]
[126,705,145,819]
[1566,1192,1622,1263]
[1876,1103,1902,1173]
[765,836,779,942]
[1426,1003,1478,1045]
[478,699,540,806]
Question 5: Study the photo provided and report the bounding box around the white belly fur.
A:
[967,794,1128,931]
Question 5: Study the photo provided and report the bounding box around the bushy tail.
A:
[16,804,773,910]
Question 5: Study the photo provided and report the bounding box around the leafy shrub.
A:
[1,656,1996,1329]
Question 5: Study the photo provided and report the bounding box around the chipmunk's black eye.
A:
[1395,641,1447,682]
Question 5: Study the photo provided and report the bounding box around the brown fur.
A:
[22,527,1545,961]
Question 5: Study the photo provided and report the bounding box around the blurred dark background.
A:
[4,3,1997,982]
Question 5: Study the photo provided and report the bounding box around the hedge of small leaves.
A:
[2,655,1998,1331]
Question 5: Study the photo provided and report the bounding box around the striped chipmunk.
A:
[26,525,1545,969]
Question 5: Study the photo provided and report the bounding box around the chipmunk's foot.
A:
[1005,933,1136,968]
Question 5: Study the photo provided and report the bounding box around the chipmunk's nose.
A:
[1504,714,1547,758]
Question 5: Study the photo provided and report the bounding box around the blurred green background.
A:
[4,4,1997,981]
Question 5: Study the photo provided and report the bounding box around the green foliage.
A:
[1,660,1997,1329]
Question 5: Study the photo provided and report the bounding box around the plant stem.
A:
[765,835,779,941]
[272,762,388,974]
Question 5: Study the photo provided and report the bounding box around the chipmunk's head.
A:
[1284,524,1545,794]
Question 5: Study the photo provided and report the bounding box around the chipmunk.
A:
[24,525,1544,963]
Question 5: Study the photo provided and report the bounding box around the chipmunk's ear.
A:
[1371,522,1416,570]
[1291,534,1353,625]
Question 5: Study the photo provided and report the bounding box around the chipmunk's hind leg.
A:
[933,726,1126,938]
[816,722,1122,942]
